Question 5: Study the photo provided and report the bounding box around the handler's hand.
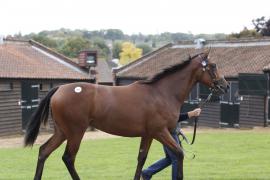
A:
[189,108,201,117]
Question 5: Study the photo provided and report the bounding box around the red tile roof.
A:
[115,39,270,79]
[0,39,92,80]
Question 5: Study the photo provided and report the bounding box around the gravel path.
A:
[0,130,119,148]
[0,127,269,148]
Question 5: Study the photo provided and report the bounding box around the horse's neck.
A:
[154,63,197,106]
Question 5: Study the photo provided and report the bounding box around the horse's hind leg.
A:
[34,127,65,180]
[62,130,86,180]
[133,136,153,180]
[155,129,184,180]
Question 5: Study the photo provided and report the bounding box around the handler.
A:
[141,108,201,180]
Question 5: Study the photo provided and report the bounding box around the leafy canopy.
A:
[119,42,142,65]
[61,37,91,58]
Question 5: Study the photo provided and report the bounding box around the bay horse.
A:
[24,51,229,180]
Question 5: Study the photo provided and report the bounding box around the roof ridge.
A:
[173,40,270,49]
[29,39,87,73]
[3,38,29,43]
[175,38,270,45]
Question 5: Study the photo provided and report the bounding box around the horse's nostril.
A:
[227,85,230,89]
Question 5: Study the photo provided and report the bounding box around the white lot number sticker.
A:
[74,86,82,93]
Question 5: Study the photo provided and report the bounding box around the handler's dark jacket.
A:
[174,113,188,135]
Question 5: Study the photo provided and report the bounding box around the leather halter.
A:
[198,54,223,94]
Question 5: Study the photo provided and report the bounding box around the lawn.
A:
[0,130,270,180]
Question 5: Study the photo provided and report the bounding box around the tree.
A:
[112,41,122,59]
[92,37,110,58]
[136,43,153,55]
[228,27,261,39]
[119,42,142,65]
[171,32,193,42]
[32,34,57,49]
[104,29,124,41]
[60,37,91,58]
[252,16,270,36]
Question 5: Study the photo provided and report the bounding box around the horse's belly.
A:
[90,120,144,137]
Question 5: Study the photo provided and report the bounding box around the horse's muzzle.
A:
[211,78,229,95]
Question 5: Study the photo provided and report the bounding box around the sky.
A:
[0,0,269,36]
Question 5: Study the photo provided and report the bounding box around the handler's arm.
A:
[178,113,188,122]
[178,108,201,122]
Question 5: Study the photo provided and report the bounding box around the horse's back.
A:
[51,82,96,103]
[50,82,130,127]
[50,82,98,130]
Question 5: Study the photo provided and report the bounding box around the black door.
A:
[220,102,240,127]
[220,81,240,128]
[21,82,39,129]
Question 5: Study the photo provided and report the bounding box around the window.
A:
[190,84,199,100]
[87,55,95,64]
[199,84,220,101]
[0,82,13,91]
[39,83,52,91]
[221,81,239,102]
[239,73,267,96]
[221,82,230,102]
[86,53,97,65]
[231,81,239,102]
[186,83,199,102]
[52,82,66,87]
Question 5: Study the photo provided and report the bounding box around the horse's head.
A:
[194,50,229,95]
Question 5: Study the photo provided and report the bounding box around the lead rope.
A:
[180,93,213,145]
[180,93,213,159]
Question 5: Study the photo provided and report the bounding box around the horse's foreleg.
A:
[133,136,153,180]
[62,130,86,180]
[34,130,65,180]
[155,129,184,180]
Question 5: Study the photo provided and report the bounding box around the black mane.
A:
[139,53,203,84]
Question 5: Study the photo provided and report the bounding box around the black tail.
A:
[24,86,59,147]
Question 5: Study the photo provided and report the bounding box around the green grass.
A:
[1,130,270,180]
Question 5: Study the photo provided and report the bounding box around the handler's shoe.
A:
[141,172,151,180]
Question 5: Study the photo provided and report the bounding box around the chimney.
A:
[194,38,206,49]
[78,50,97,68]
